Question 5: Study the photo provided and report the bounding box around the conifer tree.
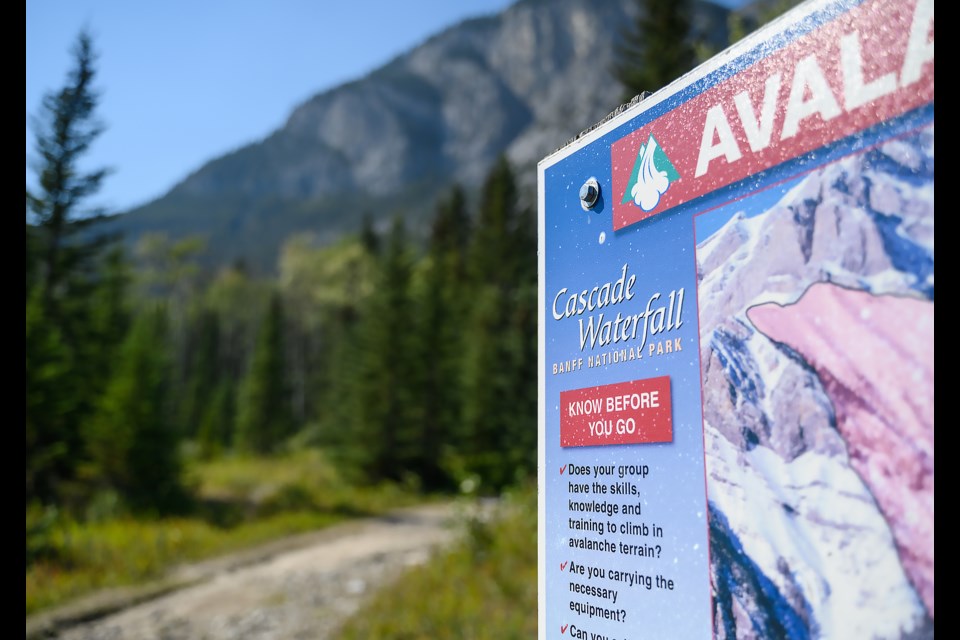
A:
[27,31,113,307]
[467,156,522,290]
[613,0,698,100]
[235,293,294,454]
[344,216,419,482]
[459,157,538,491]
[85,307,187,514]
[360,212,381,257]
[26,31,126,505]
[26,288,76,503]
[180,309,221,438]
[410,186,472,489]
[727,0,802,45]
[429,184,471,273]
[197,381,235,459]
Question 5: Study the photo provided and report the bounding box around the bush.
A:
[335,484,538,639]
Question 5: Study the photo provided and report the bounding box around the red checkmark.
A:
[561,624,568,634]
[560,561,568,571]
[560,464,567,475]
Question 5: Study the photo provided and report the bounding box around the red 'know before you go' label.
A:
[560,376,672,447]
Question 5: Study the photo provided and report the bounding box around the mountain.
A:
[101,0,735,273]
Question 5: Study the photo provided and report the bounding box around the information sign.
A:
[538,0,934,637]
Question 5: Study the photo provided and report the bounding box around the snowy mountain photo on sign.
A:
[694,123,933,639]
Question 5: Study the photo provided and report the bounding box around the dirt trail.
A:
[28,500,491,640]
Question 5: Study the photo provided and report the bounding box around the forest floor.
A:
[26,499,494,640]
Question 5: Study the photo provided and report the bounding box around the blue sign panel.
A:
[538,0,934,638]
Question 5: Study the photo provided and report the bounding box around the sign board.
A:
[537,0,934,638]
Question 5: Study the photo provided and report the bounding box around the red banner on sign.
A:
[611,0,934,231]
[560,376,672,447]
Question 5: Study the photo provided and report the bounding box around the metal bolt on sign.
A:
[579,177,600,210]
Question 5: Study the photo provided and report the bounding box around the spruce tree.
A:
[410,186,472,489]
[613,0,698,100]
[467,156,521,290]
[27,30,113,306]
[235,292,294,454]
[26,288,76,503]
[429,185,471,272]
[360,212,381,257]
[344,216,419,482]
[459,157,538,491]
[727,0,802,45]
[26,31,126,506]
[180,309,221,438]
[197,381,236,459]
[85,307,186,514]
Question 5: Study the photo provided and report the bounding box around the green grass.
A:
[334,483,538,639]
[26,448,427,616]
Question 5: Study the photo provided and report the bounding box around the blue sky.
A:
[26,0,747,214]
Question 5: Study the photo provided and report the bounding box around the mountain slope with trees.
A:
[101,0,735,274]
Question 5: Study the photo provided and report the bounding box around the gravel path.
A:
[28,500,490,640]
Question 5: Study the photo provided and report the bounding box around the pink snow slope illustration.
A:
[747,282,934,615]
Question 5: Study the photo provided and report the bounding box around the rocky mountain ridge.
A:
[104,0,735,272]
